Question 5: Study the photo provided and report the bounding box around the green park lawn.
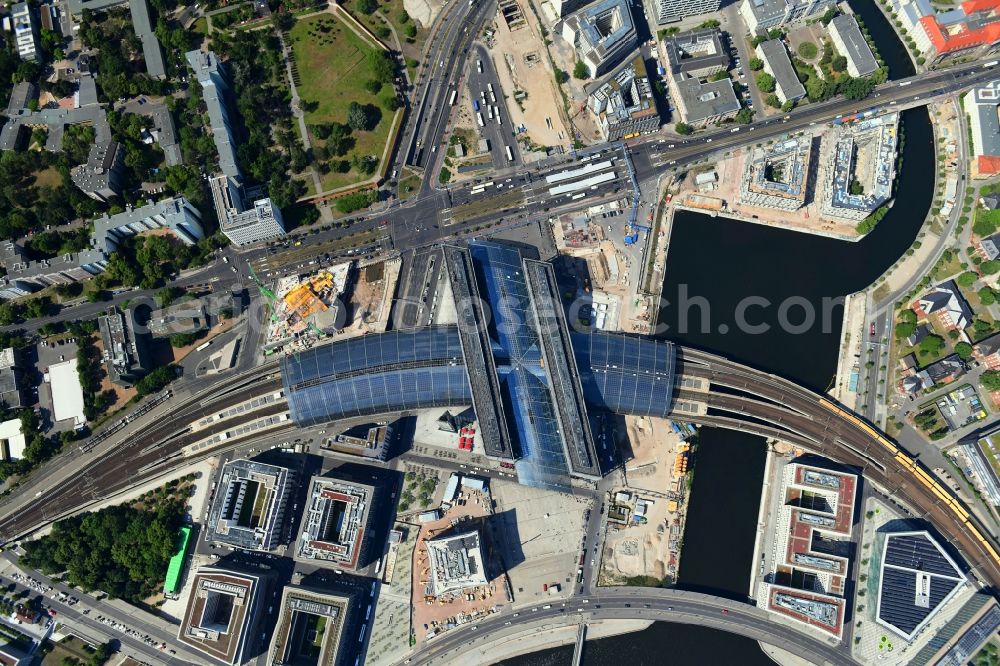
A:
[289,14,394,191]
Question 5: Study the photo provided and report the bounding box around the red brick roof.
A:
[920,0,1000,55]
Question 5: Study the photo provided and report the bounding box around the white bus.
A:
[505,145,513,161]
[487,105,493,119]
[476,112,485,127]
[494,106,501,125]
[470,186,486,195]
[571,193,586,200]
[448,90,457,106]
[196,340,213,352]
[477,59,483,73]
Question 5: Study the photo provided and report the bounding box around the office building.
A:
[148,300,209,338]
[663,28,729,77]
[877,531,967,640]
[911,0,1000,64]
[828,14,878,77]
[818,112,899,223]
[739,137,813,211]
[70,139,125,202]
[11,3,40,61]
[98,305,152,387]
[969,79,1000,177]
[739,0,835,34]
[588,55,660,141]
[663,28,740,126]
[653,0,721,25]
[560,0,637,78]
[190,51,285,246]
[755,39,805,104]
[220,194,286,247]
[294,476,374,571]
[178,567,264,665]
[425,530,490,597]
[267,586,353,666]
[208,459,295,552]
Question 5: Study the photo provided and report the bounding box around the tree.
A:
[365,79,382,94]
[748,57,764,71]
[983,260,1000,275]
[797,41,817,59]
[357,0,377,13]
[711,70,730,82]
[839,77,875,101]
[347,102,371,131]
[735,108,754,124]
[820,7,838,25]
[555,69,569,84]
[698,19,720,28]
[781,99,795,112]
[983,370,1000,392]
[831,55,848,72]
[573,60,589,80]
[979,287,997,305]
[898,309,917,324]
[957,271,979,287]
[169,332,200,348]
[757,72,776,93]
[895,321,916,339]
[919,333,945,357]
[955,342,974,360]
[675,122,693,135]
[765,93,781,108]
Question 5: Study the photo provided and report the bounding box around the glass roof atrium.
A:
[281,241,677,490]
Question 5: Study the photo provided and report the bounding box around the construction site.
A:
[598,416,695,586]
[670,111,901,240]
[410,475,510,643]
[260,256,399,355]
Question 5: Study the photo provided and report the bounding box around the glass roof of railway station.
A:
[280,241,677,491]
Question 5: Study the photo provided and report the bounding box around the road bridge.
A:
[403,587,852,666]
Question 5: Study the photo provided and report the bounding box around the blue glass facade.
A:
[571,331,676,418]
[281,327,472,426]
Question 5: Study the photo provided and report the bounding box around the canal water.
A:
[505,10,931,664]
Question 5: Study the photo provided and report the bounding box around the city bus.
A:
[449,90,457,106]
[476,112,485,127]
[505,145,513,162]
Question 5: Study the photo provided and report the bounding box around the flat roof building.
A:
[755,39,806,104]
[819,112,899,223]
[560,0,637,78]
[969,79,1000,177]
[425,530,489,597]
[11,3,40,62]
[0,196,204,292]
[267,585,352,666]
[294,476,374,571]
[148,300,209,338]
[220,195,286,247]
[912,0,1000,64]
[0,418,26,461]
[186,50,240,180]
[663,29,740,126]
[663,28,729,77]
[589,56,660,142]
[208,459,295,552]
[652,0,721,25]
[739,136,813,211]
[828,14,878,77]
[0,348,26,410]
[69,139,125,203]
[98,305,152,387]
[877,531,967,640]
[739,0,835,34]
[47,360,85,425]
[178,567,264,665]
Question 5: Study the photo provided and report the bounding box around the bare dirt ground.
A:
[598,417,690,585]
[488,4,569,149]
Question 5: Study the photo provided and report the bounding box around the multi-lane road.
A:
[407,587,850,666]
